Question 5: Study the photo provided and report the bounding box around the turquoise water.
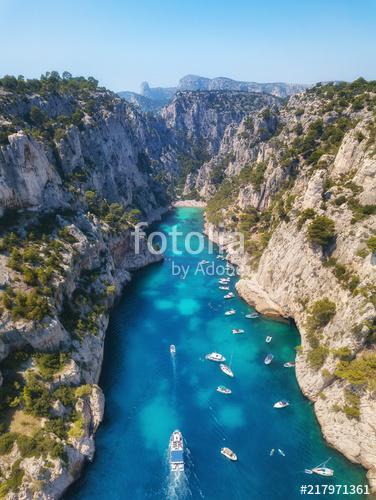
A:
[69,208,366,499]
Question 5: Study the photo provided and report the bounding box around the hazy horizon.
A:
[1,0,375,93]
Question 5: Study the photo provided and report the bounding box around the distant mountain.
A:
[118,75,308,112]
[177,75,308,97]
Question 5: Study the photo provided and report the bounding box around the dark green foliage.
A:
[307,345,329,369]
[0,459,24,496]
[307,298,336,331]
[239,162,267,189]
[297,208,315,229]
[2,288,50,321]
[307,216,335,246]
[22,374,52,417]
[335,353,376,390]
[0,432,17,455]
[367,235,376,253]
[34,353,69,379]
[348,199,376,224]
[324,257,360,293]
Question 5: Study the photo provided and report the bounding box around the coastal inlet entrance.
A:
[69,208,367,499]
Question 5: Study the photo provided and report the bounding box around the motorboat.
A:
[278,449,285,457]
[205,352,226,362]
[225,309,236,316]
[264,353,274,365]
[265,336,272,343]
[284,361,295,368]
[217,385,232,394]
[221,447,237,461]
[245,312,260,319]
[224,293,235,299]
[199,259,210,265]
[220,363,234,377]
[170,344,176,355]
[219,286,229,290]
[219,277,230,283]
[232,328,244,335]
[273,400,290,409]
[169,430,184,472]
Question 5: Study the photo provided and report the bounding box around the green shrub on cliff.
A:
[307,216,335,246]
[307,298,336,331]
[0,432,17,455]
[335,352,376,390]
[307,345,329,369]
[367,235,376,253]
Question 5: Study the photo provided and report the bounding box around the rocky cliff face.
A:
[0,76,168,498]
[202,80,376,489]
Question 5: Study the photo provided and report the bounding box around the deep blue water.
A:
[69,208,366,499]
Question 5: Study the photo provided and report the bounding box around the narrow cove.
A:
[69,207,366,499]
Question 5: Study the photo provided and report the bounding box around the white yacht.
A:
[205,352,226,362]
[169,430,184,472]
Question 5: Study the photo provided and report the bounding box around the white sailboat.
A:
[306,458,334,476]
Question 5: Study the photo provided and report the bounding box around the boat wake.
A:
[166,470,191,500]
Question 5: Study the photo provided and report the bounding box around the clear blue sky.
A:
[0,0,375,92]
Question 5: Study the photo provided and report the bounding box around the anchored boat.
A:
[265,336,272,343]
[264,353,274,365]
[284,361,295,368]
[225,309,236,316]
[220,363,234,377]
[273,400,290,409]
[169,430,184,473]
[205,352,226,362]
[232,328,244,335]
[221,447,237,461]
[306,458,334,476]
[246,312,260,319]
[217,385,232,394]
[219,286,229,290]
[224,292,235,299]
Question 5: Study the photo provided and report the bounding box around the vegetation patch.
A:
[307,216,336,247]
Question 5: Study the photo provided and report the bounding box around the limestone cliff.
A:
[0,76,166,498]
[202,80,376,490]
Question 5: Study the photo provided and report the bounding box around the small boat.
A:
[306,458,334,477]
[199,259,210,265]
[278,449,285,457]
[270,448,275,456]
[311,467,334,476]
[284,361,295,368]
[232,328,244,335]
[221,447,237,461]
[205,352,226,362]
[170,344,176,355]
[265,336,272,343]
[225,309,236,316]
[264,353,274,365]
[245,312,260,319]
[169,430,184,473]
[224,293,235,299]
[220,363,234,377]
[219,286,229,290]
[273,400,290,409]
[217,385,232,394]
